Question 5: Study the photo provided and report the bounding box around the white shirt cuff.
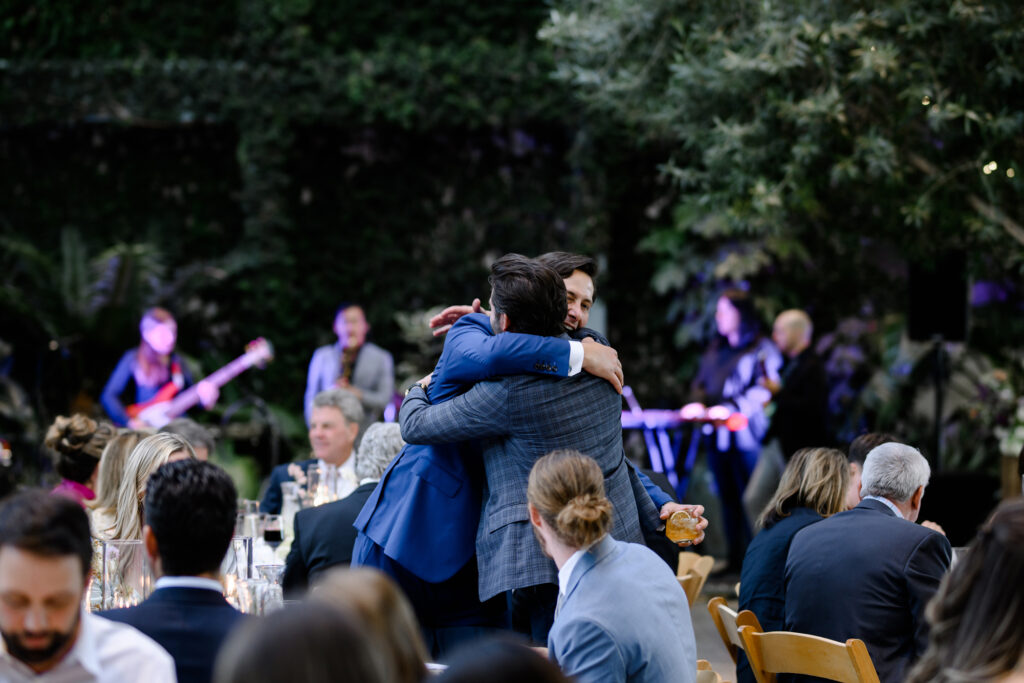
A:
[568,340,584,376]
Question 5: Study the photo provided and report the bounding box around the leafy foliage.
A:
[541,0,1024,346]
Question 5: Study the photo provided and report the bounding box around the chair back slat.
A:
[707,597,762,665]
[739,626,880,683]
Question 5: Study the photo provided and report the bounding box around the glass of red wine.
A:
[262,514,284,551]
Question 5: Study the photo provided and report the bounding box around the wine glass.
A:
[262,514,284,551]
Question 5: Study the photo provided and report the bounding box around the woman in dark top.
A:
[736,447,848,683]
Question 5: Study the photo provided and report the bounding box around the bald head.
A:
[772,309,812,357]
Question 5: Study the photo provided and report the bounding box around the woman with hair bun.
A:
[528,449,697,683]
[44,413,117,507]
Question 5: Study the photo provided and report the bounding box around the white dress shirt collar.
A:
[863,495,904,519]
[155,576,225,593]
[558,548,589,598]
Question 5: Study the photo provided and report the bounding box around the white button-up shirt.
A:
[0,610,176,683]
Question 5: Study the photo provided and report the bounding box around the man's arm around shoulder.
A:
[399,382,511,445]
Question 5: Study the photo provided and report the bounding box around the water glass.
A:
[100,539,152,609]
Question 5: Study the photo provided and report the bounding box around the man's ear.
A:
[143,524,160,562]
[498,313,511,333]
[348,421,360,441]
[911,485,924,511]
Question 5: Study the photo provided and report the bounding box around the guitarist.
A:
[100,308,218,428]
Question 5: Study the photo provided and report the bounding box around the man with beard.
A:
[0,490,175,682]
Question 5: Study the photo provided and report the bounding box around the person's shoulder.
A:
[89,612,175,664]
[362,341,392,359]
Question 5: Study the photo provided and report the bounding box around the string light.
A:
[921,95,931,106]
[983,161,998,175]
[1008,168,1016,178]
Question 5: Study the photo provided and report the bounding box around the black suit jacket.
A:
[784,499,951,683]
[100,586,245,683]
[283,481,377,593]
[767,347,830,457]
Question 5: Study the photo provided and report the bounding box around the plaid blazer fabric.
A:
[400,372,660,601]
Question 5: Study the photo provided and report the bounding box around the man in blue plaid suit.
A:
[400,253,700,643]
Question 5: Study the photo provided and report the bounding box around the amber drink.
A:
[665,510,700,543]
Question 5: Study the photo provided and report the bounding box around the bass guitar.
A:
[126,338,274,428]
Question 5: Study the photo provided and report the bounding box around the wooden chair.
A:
[697,659,728,683]
[677,554,714,605]
[738,625,880,683]
[677,551,714,578]
[707,596,762,665]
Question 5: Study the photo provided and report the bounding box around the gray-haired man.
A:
[283,423,404,593]
[260,389,364,514]
[784,442,952,683]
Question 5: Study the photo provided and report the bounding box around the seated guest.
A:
[214,602,386,683]
[0,490,175,681]
[906,498,1024,683]
[44,414,117,507]
[439,637,571,683]
[260,389,363,514]
[737,447,848,683]
[785,442,952,683]
[844,432,898,509]
[529,449,697,683]
[101,460,244,683]
[312,567,429,683]
[96,432,196,542]
[284,422,403,593]
[161,418,216,461]
[89,429,148,535]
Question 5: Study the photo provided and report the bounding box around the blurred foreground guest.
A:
[101,460,243,683]
[44,414,116,507]
[304,302,394,431]
[743,309,829,526]
[284,423,403,592]
[737,447,848,683]
[214,602,387,683]
[906,498,1024,683]
[312,567,429,683]
[101,307,218,428]
[438,637,571,683]
[528,450,697,683]
[160,418,216,461]
[89,429,148,534]
[845,432,899,509]
[0,490,175,681]
[260,389,363,514]
[96,432,196,542]
[785,442,951,683]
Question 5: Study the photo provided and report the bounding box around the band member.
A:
[100,308,217,428]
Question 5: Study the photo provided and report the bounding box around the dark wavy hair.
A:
[488,254,567,337]
[906,498,1024,683]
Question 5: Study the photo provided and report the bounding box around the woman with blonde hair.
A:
[99,432,195,542]
[736,446,849,683]
[89,429,149,534]
[44,413,117,507]
[312,567,428,683]
[530,450,697,683]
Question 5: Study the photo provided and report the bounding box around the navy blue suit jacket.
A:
[736,506,823,683]
[100,586,245,683]
[283,482,376,592]
[784,499,951,683]
[354,314,575,582]
[260,458,315,514]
